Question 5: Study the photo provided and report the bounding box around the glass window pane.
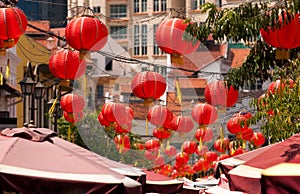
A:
[153,0,159,12]
[134,0,139,13]
[161,0,166,11]
[110,5,127,18]
[142,0,147,12]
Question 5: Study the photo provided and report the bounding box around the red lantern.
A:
[114,123,132,134]
[97,112,110,127]
[204,80,239,107]
[260,13,300,49]
[63,111,83,123]
[195,126,214,143]
[175,152,189,166]
[131,71,166,106]
[257,94,274,116]
[0,6,27,53]
[182,141,198,154]
[65,16,108,56]
[213,138,229,153]
[250,132,265,147]
[164,145,177,157]
[154,155,165,167]
[241,127,254,141]
[144,150,159,160]
[217,154,230,161]
[153,127,172,139]
[267,79,295,95]
[114,134,130,147]
[148,105,173,128]
[205,151,218,163]
[155,18,200,65]
[49,49,86,80]
[195,145,208,156]
[193,158,209,172]
[227,115,248,135]
[60,93,85,113]
[133,142,144,150]
[144,139,161,151]
[169,116,194,133]
[101,102,129,125]
[192,103,218,125]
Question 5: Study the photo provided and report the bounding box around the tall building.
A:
[17,0,68,28]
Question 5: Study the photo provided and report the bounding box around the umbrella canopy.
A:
[0,127,142,194]
[142,169,183,194]
[224,133,300,194]
[214,143,275,182]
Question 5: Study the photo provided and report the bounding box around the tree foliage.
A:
[186,0,300,142]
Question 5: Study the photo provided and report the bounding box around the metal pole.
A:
[23,95,27,125]
[30,91,35,123]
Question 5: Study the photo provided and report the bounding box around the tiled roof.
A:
[169,42,226,77]
[228,48,250,68]
[178,78,207,88]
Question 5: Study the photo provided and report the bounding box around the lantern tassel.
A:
[67,125,71,141]
[0,72,3,86]
[48,98,58,115]
[146,117,149,136]
[5,59,10,78]
[175,78,182,104]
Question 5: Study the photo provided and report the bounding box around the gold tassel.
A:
[48,98,57,115]
[175,78,182,104]
[5,59,9,78]
[0,72,3,85]
[67,125,71,141]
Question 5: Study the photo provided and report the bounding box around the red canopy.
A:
[142,169,183,193]
[223,133,300,194]
[0,127,142,194]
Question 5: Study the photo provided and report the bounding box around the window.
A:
[153,0,159,12]
[153,0,166,12]
[161,0,166,11]
[191,0,205,10]
[134,25,147,56]
[153,24,164,55]
[134,0,147,13]
[110,26,127,39]
[142,0,147,12]
[96,85,104,99]
[93,6,101,13]
[141,25,147,55]
[191,0,198,10]
[110,5,127,18]
[134,0,139,13]
[105,57,113,71]
[134,25,140,55]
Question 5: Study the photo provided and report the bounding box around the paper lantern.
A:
[49,49,86,80]
[156,18,200,65]
[63,111,83,123]
[192,103,218,125]
[60,93,85,113]
[260,13,300,49]
[0,6,27,53]
[65,16,108,57]
[131,71,166,106]
[147,105,173,128]
[204,80,239,107]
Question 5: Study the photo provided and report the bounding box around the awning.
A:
[0,82,22,98]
